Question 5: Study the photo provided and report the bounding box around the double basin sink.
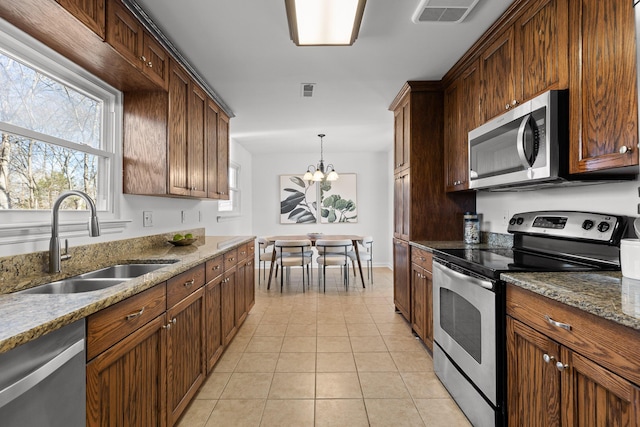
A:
[18,262,177,294]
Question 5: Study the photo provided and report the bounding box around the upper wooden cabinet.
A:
[56,0,105,38]
[106,0,169,90]
[568,0,639,174]
[480,0,568,122]
[216,112,230,200]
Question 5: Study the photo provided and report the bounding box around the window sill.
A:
[0,219,131,245]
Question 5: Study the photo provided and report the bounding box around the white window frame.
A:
[0,19,127,244]
[217,162,241,219]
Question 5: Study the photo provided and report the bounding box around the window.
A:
[218,162,240,216]
[0,19,121,238]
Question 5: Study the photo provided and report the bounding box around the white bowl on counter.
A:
[620,239,640,280]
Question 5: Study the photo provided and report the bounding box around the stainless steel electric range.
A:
[431,210,628,427]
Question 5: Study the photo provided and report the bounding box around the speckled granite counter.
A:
[502,271,640,331]
[0,235,254,354]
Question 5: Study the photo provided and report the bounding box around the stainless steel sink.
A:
[78,263,174,279]
[17,262,176,294]
[17,278,127,294]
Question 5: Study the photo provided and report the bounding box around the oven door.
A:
[433,259,498,405]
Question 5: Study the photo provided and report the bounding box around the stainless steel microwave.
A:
[468,90,568,190]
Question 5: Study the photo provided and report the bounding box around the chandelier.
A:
[303,134,339,181]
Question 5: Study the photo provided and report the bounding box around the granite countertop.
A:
[0,235,254,354]
[412,240,640,333]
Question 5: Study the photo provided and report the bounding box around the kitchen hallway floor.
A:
[177,267,471,427]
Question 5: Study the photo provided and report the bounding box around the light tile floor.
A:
[177,267,471,427]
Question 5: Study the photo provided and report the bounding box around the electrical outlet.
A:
[502,210,510,226]
[181,210,186,223]
[143,211,153,227]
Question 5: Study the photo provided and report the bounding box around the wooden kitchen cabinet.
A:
[410,247,433,351]
[206,99,221,199]
[106,0,168,90]
[393,170,410,240]
[245,241,256,312]
[221,252,238,345]
[393,238,410,321]
[204,255,224,372]
[480,26,517,121]
[57,0,105,38]
[568,0,639,174]
[216,111,230,200]
[187,83,207,198]
[507,284,640,427]
[393,96,410,172]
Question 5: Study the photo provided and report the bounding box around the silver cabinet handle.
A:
[0,339,84,407]
[125,307,145,320]
[545,315,571,331]
[556,361,569,371]
[184,279,195,288]
[619,146,632,154]
[543,353,555,364]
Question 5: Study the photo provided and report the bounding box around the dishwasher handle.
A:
[0,339,84,408]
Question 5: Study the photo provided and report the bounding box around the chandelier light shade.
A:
[303,134,339,182]
[285,0,367,46]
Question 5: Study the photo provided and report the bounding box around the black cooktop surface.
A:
[433,247,610,280]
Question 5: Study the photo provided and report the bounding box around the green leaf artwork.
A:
[319,174,358,223]
[279,175,317,224]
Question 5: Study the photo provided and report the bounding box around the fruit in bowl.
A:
[168,233,197,246]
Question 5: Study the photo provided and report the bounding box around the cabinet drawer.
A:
[224,248,238,268]
[87,283,166,360]
[237,243,250,261]
[205,255,224,282]
[411,248,432,271]
[507,284,640,386]
[167,264,206,308]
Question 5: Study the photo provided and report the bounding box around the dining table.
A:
[263,234,367,290]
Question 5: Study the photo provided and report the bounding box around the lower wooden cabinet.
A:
[86,242,255,427]
[507,284,640,427]
[86,313,167,427]
[166,286,206,426]
[410,247,433,351]
[393,238,410,321]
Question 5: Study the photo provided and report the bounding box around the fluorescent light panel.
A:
[286,0,366,46]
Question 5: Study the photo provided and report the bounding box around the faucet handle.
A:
[61,239,71,261]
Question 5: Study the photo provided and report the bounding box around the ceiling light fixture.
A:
[303,134,339,181]
[285,0,367,46]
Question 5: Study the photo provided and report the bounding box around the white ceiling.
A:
[134,0,514,155]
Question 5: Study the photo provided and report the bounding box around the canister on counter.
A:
[464,212,480,244]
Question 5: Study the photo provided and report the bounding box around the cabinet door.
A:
[393,98,410,172]
[444,80,462,191]
[424,267,433,350]
[515,0,568,102]
[86,314,167,427]
[216,112,230,199]
[245,258,255,312]
[221,265,237,345]
[411,263,426,341]
[142,32,169,90]
[507,316,561,427]
[206,99,220,199]
[106,0,143,68]
[235,260,247,326]
[562,348,640,427]
[393,171,410,240]
[166,287,206,426]
[167,63,190,196]
[205,275,223,373]
[57,0,105,38]
[188,83,207,197]
[569,0,639,173]
[480,26,517,121]
[393,238,410,321]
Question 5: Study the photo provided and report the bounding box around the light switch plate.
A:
[143,211,153,227]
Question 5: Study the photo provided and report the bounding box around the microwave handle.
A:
[516,114,534,168]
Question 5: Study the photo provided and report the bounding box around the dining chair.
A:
[274,239,313,292]
[348,236,374,284]
[316,239,353,293]
[257,237,274,284]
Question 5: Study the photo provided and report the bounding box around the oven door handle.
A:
[436,261,495,291]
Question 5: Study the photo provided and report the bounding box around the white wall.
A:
[0,139,253,257]
[252,150,393,268]
[477,178,639,233]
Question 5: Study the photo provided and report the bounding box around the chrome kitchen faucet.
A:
[49,190,100,273]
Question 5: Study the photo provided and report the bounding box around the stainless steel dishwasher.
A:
[0,319,85,427]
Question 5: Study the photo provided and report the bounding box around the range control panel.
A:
[507,211,626,243]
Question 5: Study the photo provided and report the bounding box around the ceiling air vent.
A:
[412,0,480,24]
[301,83,315,98]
